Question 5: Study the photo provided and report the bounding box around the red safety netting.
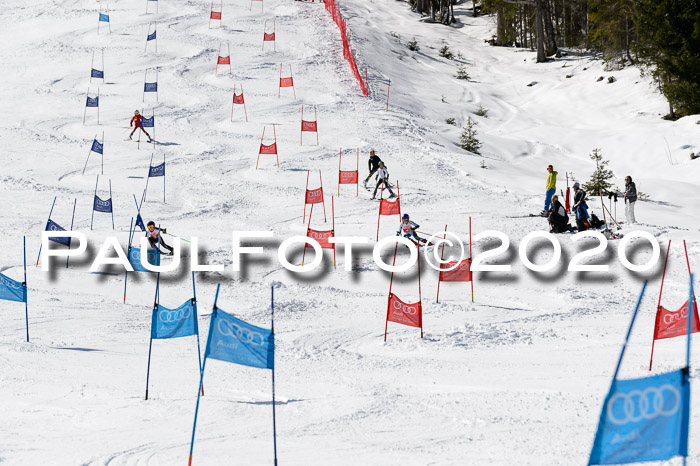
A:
[323,0,368,96]
[386,293,422,328]
[305,187,323,204]
[439,259,472,282]
[654,300,700,341]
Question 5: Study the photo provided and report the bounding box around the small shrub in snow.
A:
[457,51,464,60]
[480,159,487,169]
[439,43,454,60]
[456,64,470,80]
[408,38,419,51]
[445,117,457,126]
[460,117,481,154]
[475,104,488,117]
[441,95,447,103]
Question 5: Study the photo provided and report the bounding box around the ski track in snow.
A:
[0,0,699,464]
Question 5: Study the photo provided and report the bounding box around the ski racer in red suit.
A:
[130,110,152,142]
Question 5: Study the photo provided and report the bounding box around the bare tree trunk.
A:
[542,0,558,56]
[535,0,546,62]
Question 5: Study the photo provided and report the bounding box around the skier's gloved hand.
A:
[162,228,167,234]
[396,232,400,236]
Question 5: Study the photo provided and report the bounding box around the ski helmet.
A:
[147,221,155,228]
[402,214,409,221]
[370,148,376,154]
[573,182,580,188]
[378,161,384,166]
[135,110,140,114]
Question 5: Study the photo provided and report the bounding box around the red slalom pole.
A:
[649,240,671,371]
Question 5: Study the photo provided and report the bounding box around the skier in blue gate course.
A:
[146,221,174,255]
[397,214,427,244]
[130,110,152,142]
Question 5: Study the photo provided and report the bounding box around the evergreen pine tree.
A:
[582,148,615,196]
[460,118,481,154]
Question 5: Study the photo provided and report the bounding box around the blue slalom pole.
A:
[23,236,29,342]
[91,176,99,230]
[124,217,134,303]
[192,272,204,396]
[271,285,278,466]
[188,284,219,466]
[611,281,647,381]
[66,198,77,269]
[36,196,57,266]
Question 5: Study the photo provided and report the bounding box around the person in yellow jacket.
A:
[542,164,558,214]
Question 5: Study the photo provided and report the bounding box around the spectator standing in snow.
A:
[146,221,173,255]
[624,176,637,224]
[572,182,589,231]
[363,149,382,188]
[548,195,572,233]
[372,161,395,199]
[130,110,152,142]
[542,165,558,215]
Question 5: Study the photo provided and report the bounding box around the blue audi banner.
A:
[149,162,165,177]
[142,116,154,128]
[135,213,146,231]
[45,219,70,246]
[0,273,26,303]
[93,195,112,213]
[205,308,274,370]
[91,68,104,79]
[144,82,158,92]
[128,247,160,272]
[151,299,198,339]
[99,13,109,22]
[91,139,103,154]
[589,369,689,465]
[147,30,156,41]
[86,96,99,107]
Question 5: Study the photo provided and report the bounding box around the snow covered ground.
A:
[0,0,699,464]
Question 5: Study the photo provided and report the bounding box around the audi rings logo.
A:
[307,190,321,199]
[159,306,191,323]
[310,232,330,240]
[218,320,265,345]
[48,224,61,231]
[393,300,418,315]
[96,199,110,207]
[663,308,689,325]
[0,275,22,289]
[607,384,681,425]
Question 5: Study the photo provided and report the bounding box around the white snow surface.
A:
[1,0,699,464]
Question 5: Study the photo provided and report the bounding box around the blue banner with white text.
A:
[93,195,112,213]
[91,139,103,154]
[86,96,99,107]
[151,299,198,339]
[205,308,274,370]
[589,369,689,465]
[45,219,71,246]
[128,247,160,272]
[0,273,26,303]
[149,163,165,177]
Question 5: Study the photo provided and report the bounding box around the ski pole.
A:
[163,232,191,243]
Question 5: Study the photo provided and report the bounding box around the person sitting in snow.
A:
[130,110,152,142]
[372,161,396,200]
[396,214,426,244]
[146,221,173,255]
[363,149,382,188]
[548,195,573,233]
[572,182,589,231]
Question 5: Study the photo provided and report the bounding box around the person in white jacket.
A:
[396,214,426,244]
[371,162,396,199]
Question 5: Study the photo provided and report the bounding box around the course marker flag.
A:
[588,280,691,465]
[0,238,29,341]
[187,284,278,465]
